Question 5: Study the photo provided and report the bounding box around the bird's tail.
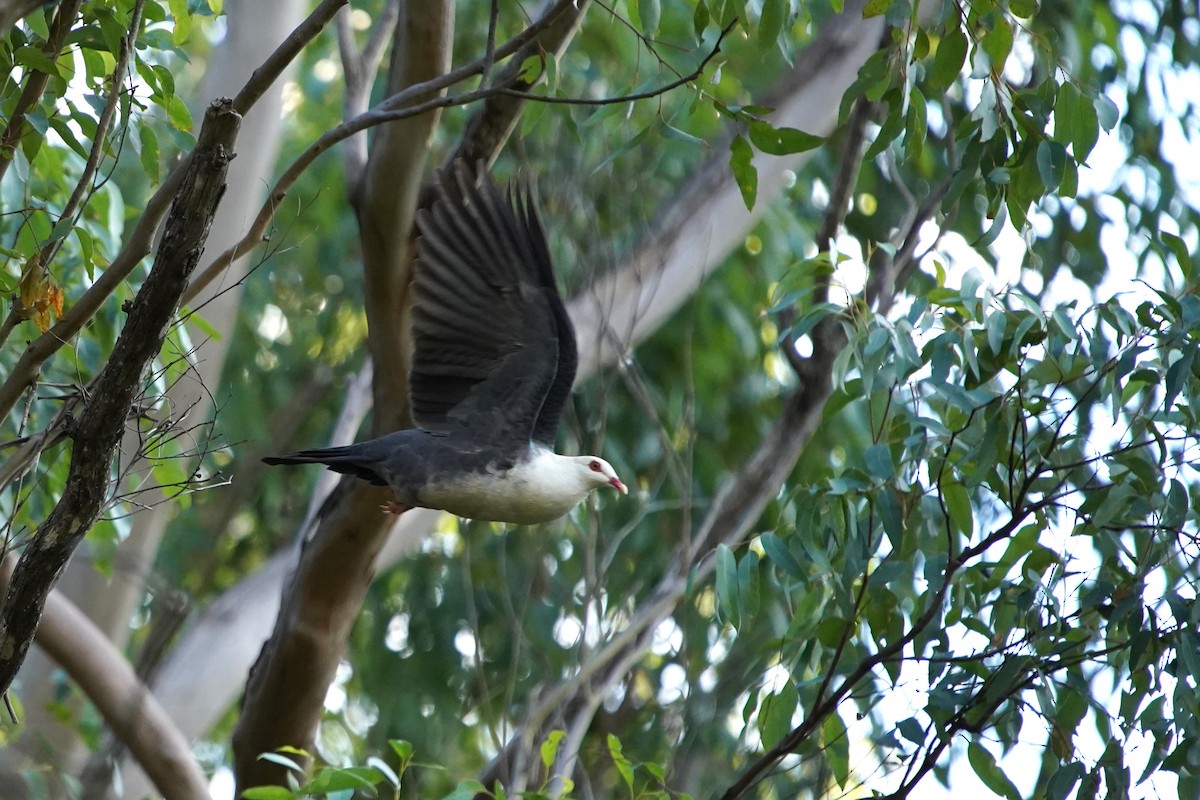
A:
[262,446,387,486]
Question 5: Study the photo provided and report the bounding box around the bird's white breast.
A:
[418,448,592,524]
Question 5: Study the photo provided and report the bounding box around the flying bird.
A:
[263,165,627,524]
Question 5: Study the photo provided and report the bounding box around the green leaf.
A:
[607,734,634,789]
[897,717,925,746]
[942,480,972,536]
[748,120,824,155]
[862,0,890,17]
[904,88,928,159]
[638,0,661,37]
[875,490,906,552]
[972,202,1008,249]
[928,27,968,92]
[442,779,488,800]
[1010,0,1038,16]
[693,0,710,40]
[967,741,1022,800]
[759,0,786,45]
[759,685,797,747]
[715,543,740,626]
[240,788,295,800]
[982,16,1014,69]
[301,766,385,793]
[737,549,760,621]
[822,711,850,787]
[1161,232,1193,280]
[138,120,160,183]
[1046,762,1084,800]
[540,730,565,769]
[165,94,193,131]
[14,45,59,75]
[1055,82,1099,163]
[257,751,305,773]
[729,134,757,210]
[760,532,804,578]
[389,740,414,762]
[169,0,192,45]
[1037,139,1068,191]
[1164,479,1189,528]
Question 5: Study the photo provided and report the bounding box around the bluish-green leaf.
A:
[1095,93,1119,130]
[715,543,740,626]
[1036,139,1068,190]
[864,444,895,479]
[760,532,804,578]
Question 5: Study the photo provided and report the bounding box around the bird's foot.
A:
[381,500,410,516]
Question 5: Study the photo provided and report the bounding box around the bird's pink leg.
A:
[382,500,410,516]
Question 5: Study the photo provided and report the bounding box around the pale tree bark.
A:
[5,2,304,794]
[131,0,889,777]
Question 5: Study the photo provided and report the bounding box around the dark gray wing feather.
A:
[410,165,575,451]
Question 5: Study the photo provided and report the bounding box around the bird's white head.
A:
[577,456,628,495]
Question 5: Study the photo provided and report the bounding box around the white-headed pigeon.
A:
[263,165,627,524]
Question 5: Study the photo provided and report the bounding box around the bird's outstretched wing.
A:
[410,164,578,451]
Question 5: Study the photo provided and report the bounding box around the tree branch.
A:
[0,98,241,696]
[449,0,592,168]
[183,0,585,310]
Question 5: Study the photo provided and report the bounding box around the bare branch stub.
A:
[0,98,242,697]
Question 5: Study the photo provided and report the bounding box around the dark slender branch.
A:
[233,0,347,115]
[448,0,593,169]
[495,18,735,106]
[0,99,241,697]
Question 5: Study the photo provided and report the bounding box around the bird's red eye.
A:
[589,460,602,472]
